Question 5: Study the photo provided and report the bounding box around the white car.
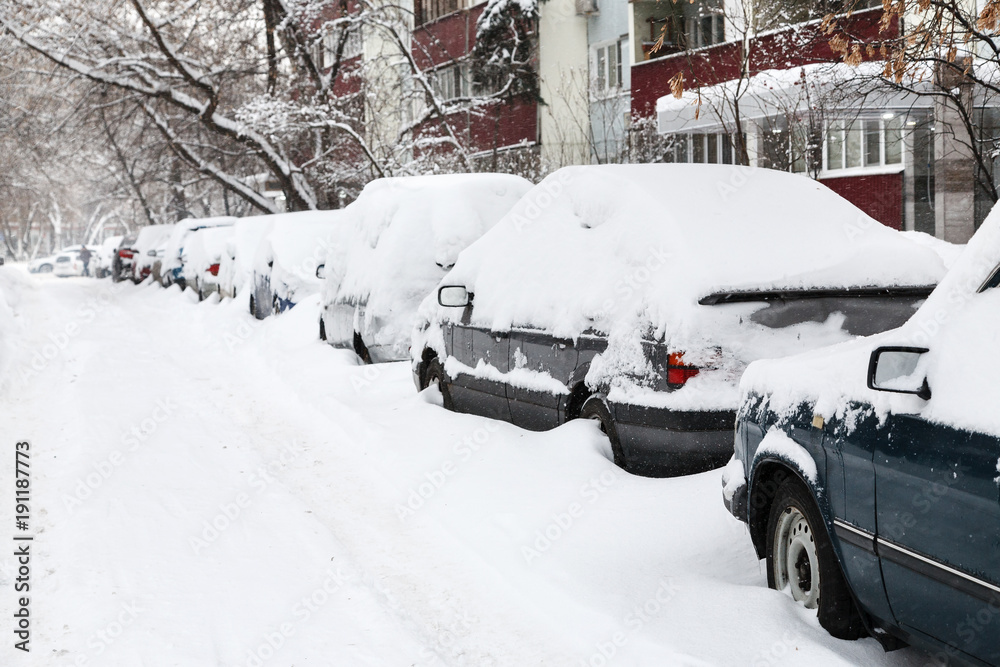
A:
[29,245,85,274]
[52,246,100,277]
[320,173,533,362]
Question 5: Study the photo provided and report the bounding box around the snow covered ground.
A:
[0,267,930,666]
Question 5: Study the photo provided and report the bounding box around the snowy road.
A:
[0,269,929,666]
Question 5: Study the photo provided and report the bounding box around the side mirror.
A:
[147,249,157,257]
[316,263,326,279]
[438,285,471,308]
[867,346,931,400]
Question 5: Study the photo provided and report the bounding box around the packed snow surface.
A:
[0,266,930,666]
[742,204,1000,437]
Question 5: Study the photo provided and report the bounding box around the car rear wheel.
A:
[353,332,373,365]
[38,264,52,273]
[249,295,256,317]
[579,395,626,469]
[318,316,327,341]
[766,478,865,639]
[423,358,453,410]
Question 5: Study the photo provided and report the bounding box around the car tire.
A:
[38,264,52,273]
[249,296,256,317]
[579,395,627,469]
[766,478,866,640]
[319,316,327,341]
[423,357,453,410]
[272,295,281,315]
[353,332,373,365]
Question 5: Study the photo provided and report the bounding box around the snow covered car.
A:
[112,235,137,282]
[160,216,237,288]
[94,235,124,278]
[250,210,350,320]
[182,226,236,300]
[320,173,532,363]
[412,164,947,477]
[218,217,271,299]
[724,207,1000,662]
[131,225,175,283]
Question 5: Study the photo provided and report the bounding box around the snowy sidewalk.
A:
[0,270,925,666]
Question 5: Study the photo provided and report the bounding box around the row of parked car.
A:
[100,164,996,665]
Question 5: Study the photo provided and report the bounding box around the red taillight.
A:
[207,263,220,276]
[119,249,134,259]
[667,352,700,386]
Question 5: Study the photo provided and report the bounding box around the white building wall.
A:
[538,0,591,169]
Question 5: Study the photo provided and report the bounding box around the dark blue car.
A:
[724,222,1000,665]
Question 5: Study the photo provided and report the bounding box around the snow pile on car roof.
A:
[161,216,237,274]
[741,207,1000,436]
[133,225,174,258]
[222,217,272,296]
[253,209,350,291]
[183,226,235,282]
[442,164,945,341]
[331,173,532,349]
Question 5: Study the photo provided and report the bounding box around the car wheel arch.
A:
[416,348,439,389]
[747,458,827,560]
[563,363,595,422]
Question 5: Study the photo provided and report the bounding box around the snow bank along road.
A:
[0,269,930,666]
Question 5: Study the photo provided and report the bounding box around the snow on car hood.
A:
[741,207,1000,437]
[331,173,532,352]
[418,164,947,411]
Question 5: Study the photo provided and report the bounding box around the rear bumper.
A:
[612,404,736,477]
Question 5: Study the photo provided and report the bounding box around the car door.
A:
[507,328,578,431]
[869,280,1000,664]
[447,305,512,422]
[874,415,1000,663]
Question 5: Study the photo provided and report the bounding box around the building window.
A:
[417,0,468,25]
[824,115,904,172]
[665,132,740,164]
[430,62,470,100]
[593,38,629,93]
[313,29,362,69]
[686,11,724,48]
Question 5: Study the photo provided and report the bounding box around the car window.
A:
[748,295,925,337]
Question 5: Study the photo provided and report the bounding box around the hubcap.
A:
[773,506,820,608]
